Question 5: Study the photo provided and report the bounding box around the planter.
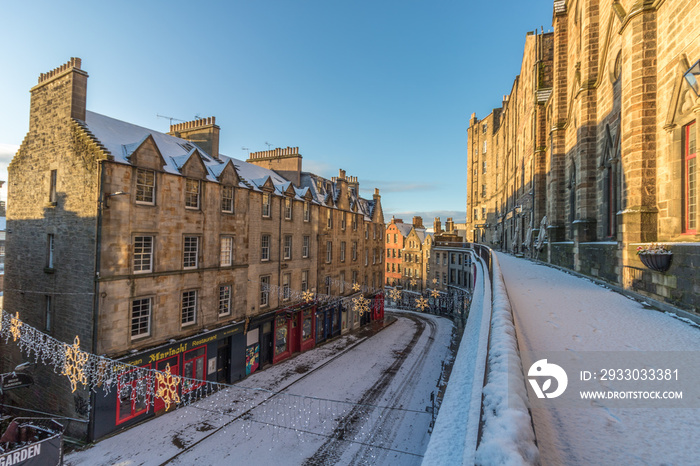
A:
[638,252,673,272]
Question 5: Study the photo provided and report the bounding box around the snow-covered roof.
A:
[79,111,377,210]
[80,111,300,198]
[395,222,413,238]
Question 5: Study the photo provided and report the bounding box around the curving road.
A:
[66,310,456,466]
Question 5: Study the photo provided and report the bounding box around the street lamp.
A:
[684,60,700,97]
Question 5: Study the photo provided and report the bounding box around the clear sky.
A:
[0,0,554,226]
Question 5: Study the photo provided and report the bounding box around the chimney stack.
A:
[30,57,88,131]
[168,117,220,159]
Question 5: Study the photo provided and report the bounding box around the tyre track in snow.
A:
[159,328,382,465]
[302,312,438,466]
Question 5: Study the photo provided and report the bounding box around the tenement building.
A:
[467,0,700,313]
[1,58,385,440]
[384,216,430,290]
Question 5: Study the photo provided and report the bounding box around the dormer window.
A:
[136,168,156,205]
[185,179,200,209]
[262,193,271,218]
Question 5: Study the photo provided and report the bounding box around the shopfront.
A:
[273,302,316,364]
[91,322,244,441]
[315,302,342,344]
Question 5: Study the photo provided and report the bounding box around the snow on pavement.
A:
[497,252,700,465]
[65,312,454,466]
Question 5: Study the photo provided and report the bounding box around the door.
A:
[290,313,300,353]
[260,323,273,368]
[216,341,231,384]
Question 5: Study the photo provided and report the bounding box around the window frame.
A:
[185,178,201,210]
[131,297,152,338]
[183,236,199,269]
[220,235,233,267]
[684,121,697,234]
[221,185,234,213]
[284,235,292,260]
[302,235,310,258]
[219,284,232,317]
[260,276,270,307]
[284,197,293,220]
[262,192,271,218]
[261,234,271,261]
[181,290,198,326]
[133,235,153,273]
[135,168,156,205]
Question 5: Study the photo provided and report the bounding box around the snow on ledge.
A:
[474,254,538,465]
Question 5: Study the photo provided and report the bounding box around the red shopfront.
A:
[372,292,385,321]
[90,323,245,441]
[273,302,316,364]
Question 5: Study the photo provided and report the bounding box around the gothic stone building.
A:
[2,58,385,440]
[467,0,700,314]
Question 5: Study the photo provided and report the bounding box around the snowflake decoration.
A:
[389,288,401,301]
[62,336,89,393]
[353,296,370,316]
[431,289,441,299]
[10,312,22,342]
[155,363,181,410]
[302,290,315,303]
[352,283,361,292]
[416,296,429,312]
[410,279,417,287]
[432,278,438,285]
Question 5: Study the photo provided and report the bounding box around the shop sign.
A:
[0,373,33,392]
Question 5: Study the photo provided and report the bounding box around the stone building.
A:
[403,217,430,292]
[467,0,700,313]
[385,217,412,287]
[1,58,385,440]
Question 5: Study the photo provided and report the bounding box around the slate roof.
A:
[78,111,373,208]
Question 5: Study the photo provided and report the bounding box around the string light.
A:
[155,363,181,410]
[62,336,89,393]
[431,289,441,299]
[415,296,429,311]
[10,312,22,341]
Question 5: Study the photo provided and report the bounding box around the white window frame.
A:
[181,290,197,326]
[183,236,199,269]
[302,236,310,258]
[222,186,234,213]
[284,235,292,260]
[220,236,233,266]
[134,235,154,273]
[261,234,270,261]
[136,168,156,205]
[131,297,152,338]
[219,284,232,316]
[260,276,270,307]
[340,241,346,262]
[301,270,308,292]
[284,197,292,220]
[185,178,201,209]
[262,193,271,218]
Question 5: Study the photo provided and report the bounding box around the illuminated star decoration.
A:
[62,336,89,393]
[302,290,315,303]
[389,288,401,301]
[432,278,438,285]
[352,283,361,292]
[416,296,429,312]
[155,363,181,410]
[431,290,441,299]
[352,296,370,316]
[410,279,417,287]
[10,312,23,342]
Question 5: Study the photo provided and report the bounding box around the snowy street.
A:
[497,253,700,465]
[65,311,455,466]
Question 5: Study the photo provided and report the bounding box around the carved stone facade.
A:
[467,0,700,313]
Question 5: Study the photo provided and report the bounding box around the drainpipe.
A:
[88,159,105,442]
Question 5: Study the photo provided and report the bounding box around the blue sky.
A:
[0,0,554,226]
